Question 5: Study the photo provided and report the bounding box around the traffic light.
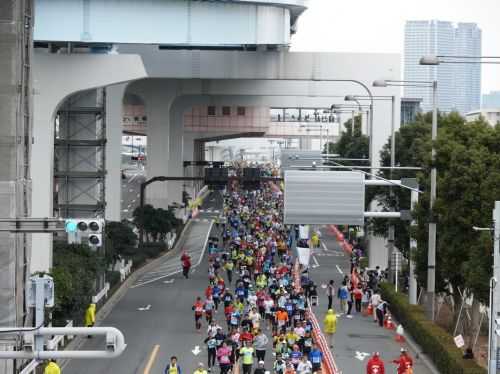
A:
[204,167,228,190]
[64,218,105,248]
[243,168,261,189]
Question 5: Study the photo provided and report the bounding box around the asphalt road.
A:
[121,168,146,220]
[307,228,432,374]
[64,192,223,374]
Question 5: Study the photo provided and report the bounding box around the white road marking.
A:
[336,265,344,275]
[129,189,134,192]
[163,279,175,284]
[132,199,136,203]
[312,255,320,268]
[128,173,139,184]
[131,221,214,288]
[355,351,370,361]
[122,209,129,213]
[321,242,328,252]
[137,304,151,311]
[192,346,201,355]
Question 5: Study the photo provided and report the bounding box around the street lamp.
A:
[331,103,369,135]
[420,55,500,65]
[348,94,398,282]
[374,79,437,313]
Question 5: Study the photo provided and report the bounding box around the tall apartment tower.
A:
[404,20,481,114]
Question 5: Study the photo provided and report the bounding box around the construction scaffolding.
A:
[54,89,107,218]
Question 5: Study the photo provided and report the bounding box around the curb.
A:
[59,219,194,369]
[402,330,441,374]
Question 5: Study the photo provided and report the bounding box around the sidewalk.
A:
[306,230,434,374]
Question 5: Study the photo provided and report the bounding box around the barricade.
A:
[327,225,353,254]
[293,260,341,374]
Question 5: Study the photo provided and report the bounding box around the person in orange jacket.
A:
[366,352,385,374]
[392,348,413,374]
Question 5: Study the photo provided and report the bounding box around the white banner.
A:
[299,225,310,240]
[296,246,311,267]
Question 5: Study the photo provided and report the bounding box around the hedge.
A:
[379,282,486,374]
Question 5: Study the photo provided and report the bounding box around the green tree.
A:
[324,114,369,162]
[373,112,500,303]
[132,204,156,242]
[105,220,137,260]
[51,243,105,324]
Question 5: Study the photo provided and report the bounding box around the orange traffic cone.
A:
[395,324,405,343]
[364,304,373,317]
[384,315,395,330]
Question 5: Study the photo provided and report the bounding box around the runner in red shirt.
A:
[192,296,204,331]
[181,251,191,279]
[392,349,413,374]
[366,352,385,374]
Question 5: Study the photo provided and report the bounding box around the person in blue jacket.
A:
[309,344,323,373]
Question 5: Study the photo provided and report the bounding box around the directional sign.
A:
[192,346,201,355]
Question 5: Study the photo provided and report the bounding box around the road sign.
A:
[284,170,365,225]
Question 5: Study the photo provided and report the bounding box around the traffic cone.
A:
[384,315,395,330]
[364,304,373,317]
[395,324,405,343]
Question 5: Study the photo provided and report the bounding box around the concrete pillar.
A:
[133,81,177,209]
[105,84,127,222]
[168,103,186,206]
[31,53,146,273]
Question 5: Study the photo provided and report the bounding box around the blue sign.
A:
[65,220,77,233]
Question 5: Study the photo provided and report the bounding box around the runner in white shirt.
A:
[296,356,313,374]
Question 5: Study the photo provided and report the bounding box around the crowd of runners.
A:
[166,173,415,374]
[187,182,326,374]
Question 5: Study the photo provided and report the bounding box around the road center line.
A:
[336,265,344,275]
[143,344,160,374]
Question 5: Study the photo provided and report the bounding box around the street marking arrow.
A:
[163,279,175,284]
[138,304,151,311]
[192,346,201,355]
[355,351,370,361]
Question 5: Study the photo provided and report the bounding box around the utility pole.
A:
[488,201,500,374]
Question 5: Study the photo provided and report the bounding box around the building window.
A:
[237,107,246,116]
[207,106,216,116]
[222,106,231,116]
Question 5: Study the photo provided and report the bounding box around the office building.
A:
[404,20,481,114]
[482,91,500,108]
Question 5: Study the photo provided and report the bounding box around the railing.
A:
[19,320,75,374]
[92,282,110,304]
[119,260,133,282]
[293,260,341,374]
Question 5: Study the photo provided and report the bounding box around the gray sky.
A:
[291,0,500,94]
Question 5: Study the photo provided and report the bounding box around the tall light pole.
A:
[348,94,398,280]
[374,79,437,311]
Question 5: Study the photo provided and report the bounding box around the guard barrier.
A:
[293,260,341,374]
[327,225,353,254]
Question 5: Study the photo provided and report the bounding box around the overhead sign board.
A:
[284,170,365,225]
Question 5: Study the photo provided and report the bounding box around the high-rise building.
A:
[482,91,500,108]
[404,20,481,114]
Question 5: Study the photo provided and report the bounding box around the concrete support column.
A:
[168,104,186,206]
[134,81,177,209]
[105,84,127,222]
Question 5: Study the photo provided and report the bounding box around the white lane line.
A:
[131,221,214,288]
[336,265,344,275]
[321,242,328,252]
[312,255,320,268]
[129,173,139,184]
[129,189,134,192]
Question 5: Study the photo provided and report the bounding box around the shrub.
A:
[106,270,121,289]
[140,242,166,258]
[380,283,486,374]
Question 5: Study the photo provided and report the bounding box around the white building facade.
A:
[466,109,500,126]
[404,20,481,114]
